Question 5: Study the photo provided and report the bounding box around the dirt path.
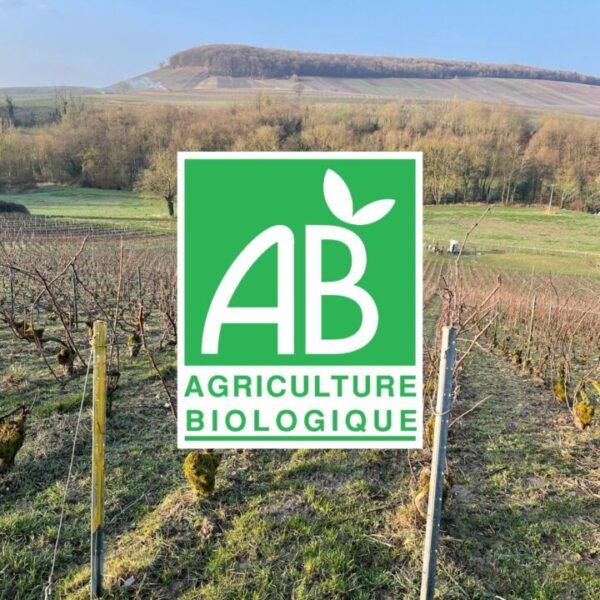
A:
[438,347,600,599]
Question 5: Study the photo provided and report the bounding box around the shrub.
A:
[0,200,29,214]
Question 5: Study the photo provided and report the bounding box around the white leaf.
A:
[323,169,354,224]
[350,199,396,225]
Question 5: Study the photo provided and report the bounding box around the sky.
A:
[0,0,598,88]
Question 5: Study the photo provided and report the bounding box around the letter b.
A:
[305,225,378,354]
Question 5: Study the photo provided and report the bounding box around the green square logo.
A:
[178,152,422,449]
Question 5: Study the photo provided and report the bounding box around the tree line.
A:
[169,44,600,86]
[1,96,599,212]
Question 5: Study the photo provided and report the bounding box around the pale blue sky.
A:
[0,0,597,87]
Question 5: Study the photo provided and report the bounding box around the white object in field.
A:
[448,240,459,254]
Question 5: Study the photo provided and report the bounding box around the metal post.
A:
[420,326,457,600]
[91,321,106,598]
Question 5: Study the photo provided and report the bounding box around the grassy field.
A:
[1,187,175,233]
[0,199,599,598]
[425,204,600,277]
[8,73,600,116]
[444,346,599,599]
[425,204,600,254]
[5,190,599,271]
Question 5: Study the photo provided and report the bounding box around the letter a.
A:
[202,225,294,354]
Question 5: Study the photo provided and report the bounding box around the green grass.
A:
[0,186,175,233]
[2,302,598,598]
[443,346,600,599]
[5,191,598,265]
[425,204,600,254]
[425,204,600,277]
[0,320,416,598]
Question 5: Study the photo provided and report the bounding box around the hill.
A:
[109,73,600,116]
[106,45,600,116]
[165,45,600,85]
[4,47,600,118]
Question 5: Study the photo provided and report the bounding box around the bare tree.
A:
[135,150,177,217]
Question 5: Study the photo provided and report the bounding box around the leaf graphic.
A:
[351,199,396,225]
[323,169,354,224]
[323,169,396,226]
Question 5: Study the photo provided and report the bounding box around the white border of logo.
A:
[177,152,423,449]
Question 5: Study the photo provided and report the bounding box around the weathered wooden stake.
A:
[420,326,457,600]
[72,265,79,330]
[137,267,143,301]
[525,295,537,361]
[91,321,107,598]
[9,266,14,318]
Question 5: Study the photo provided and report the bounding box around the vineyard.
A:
[1,206,599,598]
[0,213,170,240]
[423,258,600,428]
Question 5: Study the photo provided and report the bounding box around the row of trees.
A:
[168,45,600,85]
[0,90,83,129]
[1,97,600,211]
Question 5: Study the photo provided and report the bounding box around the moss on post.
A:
[574,388,595,430]
[183,450,221,498]
[0,412,27,472]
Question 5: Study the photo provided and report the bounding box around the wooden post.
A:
[525,295,537,361]
[420,326,457,600]
[71,265,79,330]
[137,267,143,301]
[91,321,106,598]
[9,266,14,319]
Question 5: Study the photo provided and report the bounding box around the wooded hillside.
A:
[2,98,600,211]
[168,45,600,85]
